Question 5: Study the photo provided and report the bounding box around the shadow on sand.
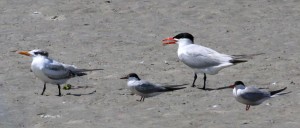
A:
[66,90,96,96]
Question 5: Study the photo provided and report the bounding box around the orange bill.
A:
[18,51,31,56]
[162,37,177,46]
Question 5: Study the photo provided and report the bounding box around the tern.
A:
[228,81,287,111]
[18,49,103,96]
[120,73,186,102]
[163,33,262,90]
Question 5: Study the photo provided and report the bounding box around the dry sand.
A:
[0,0,300,127]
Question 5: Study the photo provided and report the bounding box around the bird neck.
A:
[32,55,47,61]
[31,55,49,65]
[128,77,139,82]
[177,39,193,47]
[235,84,246,90]
[127,77,140,87]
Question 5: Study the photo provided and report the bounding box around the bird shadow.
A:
[70,85,94,89]
[163,83,189,87]
[196,87,217,91]
[66,90,96,96]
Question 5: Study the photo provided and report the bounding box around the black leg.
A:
[41,83,46,95]
[191,73,197,87]
[57,84,61,96]
[202,73,207,90]
[246,105,250,111]
[142,97,145,102]
[138,96,143,102]
[138,96,145,102]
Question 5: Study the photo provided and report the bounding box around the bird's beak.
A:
[216,85,235,90]
[18,51,31,56]
[120,76,128,79]
[228,85,235,88]
[162,37,177,46]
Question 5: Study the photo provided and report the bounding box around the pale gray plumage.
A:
[18,49,103,96]
[121,73,185,101]
[231,81,287,111]
[163,33,249,90]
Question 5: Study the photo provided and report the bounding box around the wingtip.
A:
[230,59,247,64]
[165,87,186,91]
[270,87,288,96]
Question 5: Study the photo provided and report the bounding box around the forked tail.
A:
[232,53,265,59]
[230,59,247,64]
[270,87,287,96]
[164,86,186,91]
[230,53,265,64]
[76,68,104,72]
[73,68,104,76]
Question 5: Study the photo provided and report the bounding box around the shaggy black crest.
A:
[234,81,245,86]
[128,73,140,80]
[34,51,49,57]
[173,33,194,42]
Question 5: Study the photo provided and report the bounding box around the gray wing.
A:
[134,81,166,94]
[240,92,268,102]
[240,88,269,102]
[42,60,74,80]
[180,54,221,68]
[179,45,230,68]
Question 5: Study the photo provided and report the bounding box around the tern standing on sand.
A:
[18,49,103,96]
[163,33,261,90]
[120,73,185,102]
[228,81,287,111]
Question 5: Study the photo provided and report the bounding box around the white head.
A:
[120,73,141,81]
[229,81,246,89]
[162,33,194,46]
[228,81,246,96]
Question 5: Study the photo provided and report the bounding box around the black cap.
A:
[173,33,194,42]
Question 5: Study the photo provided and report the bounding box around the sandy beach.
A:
[0,0,300,127]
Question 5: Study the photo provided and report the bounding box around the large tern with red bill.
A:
[162,33,262,90]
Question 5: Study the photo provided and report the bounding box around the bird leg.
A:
[246,105,250,111]
[57,84,62,96]
[198,73,207,90]
[138,96,145,102]
[191,73,197,87]
[41,83,46,95]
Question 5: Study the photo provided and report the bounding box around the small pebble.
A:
[33,11,40,14]
[164,60,169,65]
[212,105,218,108]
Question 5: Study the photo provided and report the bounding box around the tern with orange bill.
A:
[18,49,103,96]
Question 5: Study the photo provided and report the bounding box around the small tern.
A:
[228,81,287,111]
[18,49,103,96]
[120,73,186,102]
[163,33,262,90]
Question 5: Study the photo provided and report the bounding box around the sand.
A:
[0,0,300,127]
